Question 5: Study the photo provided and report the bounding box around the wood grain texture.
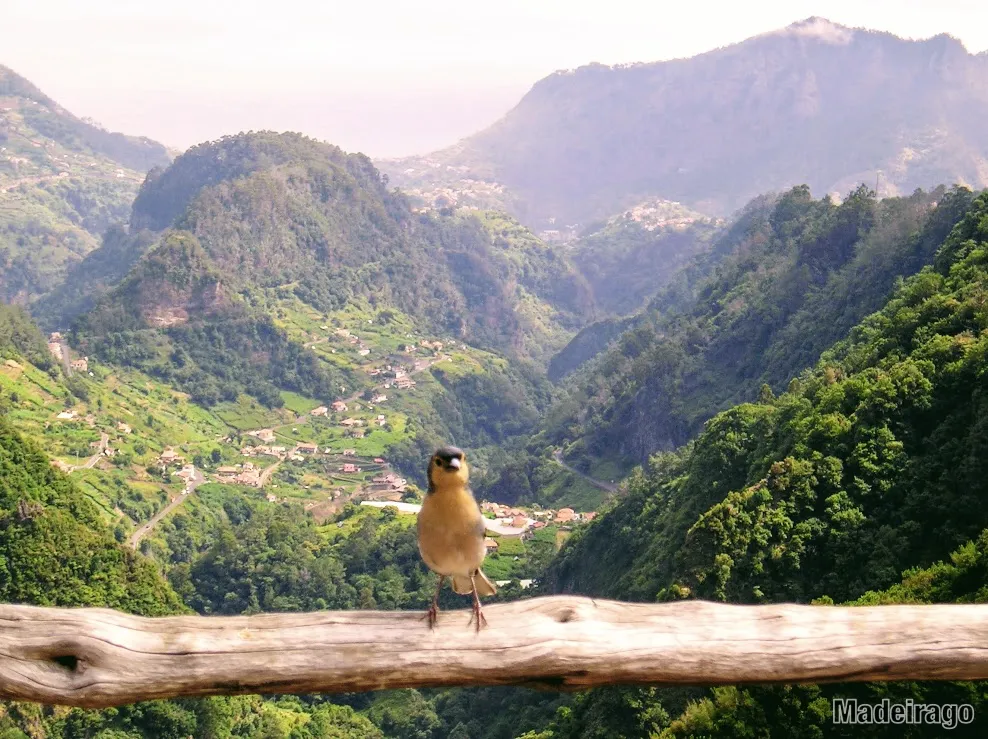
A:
[2,596,988,708]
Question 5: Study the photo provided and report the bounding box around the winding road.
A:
[128,467,205,549]
[257,460,282,487]
[67,432,109,472]
[551,449,618,493]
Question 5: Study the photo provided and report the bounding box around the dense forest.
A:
[540,184,973,470]
[567,203,722,316]
[517,190,988,736]
[0,303,55,371]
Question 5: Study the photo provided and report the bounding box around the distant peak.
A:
[778,16,854,45]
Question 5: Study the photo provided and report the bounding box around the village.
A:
[38,316,601,556]
[360,499,596,541]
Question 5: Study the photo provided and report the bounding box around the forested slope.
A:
[544,184,973,468]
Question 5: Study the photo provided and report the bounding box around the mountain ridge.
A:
[380,18,988,226]
[0,63,172,305]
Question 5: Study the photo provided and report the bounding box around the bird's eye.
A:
[435,459,442,467]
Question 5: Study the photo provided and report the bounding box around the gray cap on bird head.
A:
[434,445,463,470]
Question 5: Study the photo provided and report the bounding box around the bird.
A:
[417,445,496,631]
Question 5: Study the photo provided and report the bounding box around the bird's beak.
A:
[447,457,461,470]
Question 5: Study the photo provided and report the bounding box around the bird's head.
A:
[427,446,468,492]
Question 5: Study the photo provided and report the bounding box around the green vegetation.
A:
[59,134,592,469]
[0,414,183,614]
[106,132,592,364]
[547,193,780,382]
[548,189,988,602]
[569,200,723,316]
[6,56,988,737]
[0,64,170,305]
[496,190,988,737]
[31,225,159,330]
[541,184,972,473]
[0,303,55,370]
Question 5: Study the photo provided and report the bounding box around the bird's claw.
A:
[467,602,488,632]
[424,603,439,630]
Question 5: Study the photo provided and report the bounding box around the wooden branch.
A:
[3,596,988,708]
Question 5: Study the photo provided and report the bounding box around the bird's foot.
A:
[424,602,439,630]
[467,601,488,632]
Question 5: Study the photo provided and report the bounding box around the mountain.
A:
[68,131,590,349]
[540,184,974,472]
[520,189,988,739]
[567,199,724,316]
[0,64,171,304]
[547,195,774,382]
[381,18,988,227]
[51,132,592,490]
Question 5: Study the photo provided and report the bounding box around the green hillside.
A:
[0,413,183,614]
[50,132,592,496]
[0,409,395,738]
[568,200,724,316]
[547,193,780,382]
[65,133,591,390]
[1,304,546,737]
[547,189,988,602]
[0,65,170,305]
[542,184,973,471]
[452,191,988,739]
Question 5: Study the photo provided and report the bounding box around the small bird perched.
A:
[417,445,496,631]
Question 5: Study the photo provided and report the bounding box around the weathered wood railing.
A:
[2,596,988,708]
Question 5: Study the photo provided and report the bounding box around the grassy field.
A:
[212,396,291,431]
[480,524,561,581]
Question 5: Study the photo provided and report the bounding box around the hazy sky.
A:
[5,0,987,158]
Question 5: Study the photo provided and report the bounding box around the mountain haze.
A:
[382,18,988,226]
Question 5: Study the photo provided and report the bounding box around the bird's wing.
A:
[451,569,498,596]
[451,575,474,594]
[475,568,497,596]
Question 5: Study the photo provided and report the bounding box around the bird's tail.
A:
[452,569,497,596]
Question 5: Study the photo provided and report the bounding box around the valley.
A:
[4,15,988,739]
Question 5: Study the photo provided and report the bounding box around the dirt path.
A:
[128,467,205,549]
[551,449,618,493]
[258,460,282,487]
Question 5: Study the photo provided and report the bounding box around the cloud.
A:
[781,17,855,45]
